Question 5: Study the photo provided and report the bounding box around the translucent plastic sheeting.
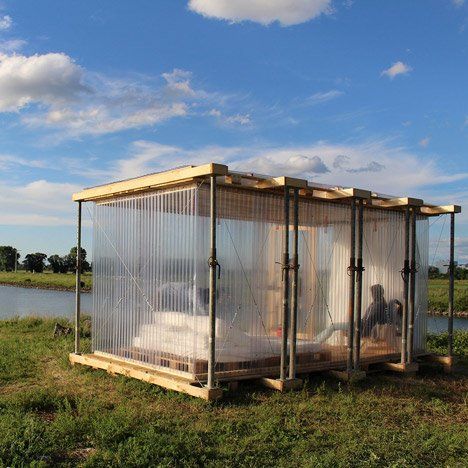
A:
[297,199,351,366]
[361,208,406,361]
[91,183,429,382]
[198,186,285,376]
[414,215,429,352]
[92,184,203,379]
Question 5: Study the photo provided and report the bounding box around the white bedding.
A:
[132,311,323,362]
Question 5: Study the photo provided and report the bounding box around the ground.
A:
[0,317,467,467]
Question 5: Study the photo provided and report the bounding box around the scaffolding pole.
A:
[207,175,218,390]
[401,206,410,365]
[347,200,356,373]
[280,186,290,382]
[448,213,455,358]
[74,201,82,355]
[353,200,364,370]
[289,188,299,380]
[408,208,417,363]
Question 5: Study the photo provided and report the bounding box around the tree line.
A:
[0,246,91,273]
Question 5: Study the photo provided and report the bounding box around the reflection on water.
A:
[0,285,92,319]
[0,285,466,334]
[427,315,468,333]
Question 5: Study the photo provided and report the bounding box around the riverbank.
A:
[0,271,91,292]
[0,317,467,466]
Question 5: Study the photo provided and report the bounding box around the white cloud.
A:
[0,154,48,170]
[13,58,222,137]
[381,61,412,79]
[305,89,344,105]
[453,0,465,7]
[188,0,332,26]
[0,15,12,31]
[225,113,251,125]
[0,52,89,111]
[0,39,26,53]
[0,48,229,138]
[3,138,468,227]
[25,102,188,137]
[0,179,81,226]
[86,138,468,198]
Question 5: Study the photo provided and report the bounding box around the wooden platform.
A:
[69,353,223,401]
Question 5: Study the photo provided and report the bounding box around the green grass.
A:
[428,279,468,313]
[0,271,92,292]
[0,317,467,467]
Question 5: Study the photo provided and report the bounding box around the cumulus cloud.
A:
[3,51,224,138]
[188,0,332,26]
[81,138,468,198]
[0,52,89,112]
[0,15,12,31]
[381,61,412,79]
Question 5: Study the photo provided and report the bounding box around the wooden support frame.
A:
[259,377,303,392]
[418,354,456,373]
[379,361,419,374]
[328,369,366,383]
[69,353,223,401]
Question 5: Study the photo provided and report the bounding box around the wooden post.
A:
[289,188,299,380]
[353,200,364,370]
[401,206,410,365]
[280,186,290,382]
[347,199,356,373]
[207,175,218,390]
[448,213,455,358]
[408,208,417,363]
[75,201,82,355]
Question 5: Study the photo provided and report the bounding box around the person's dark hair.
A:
[370,284,385,302]
[388,299,402,316]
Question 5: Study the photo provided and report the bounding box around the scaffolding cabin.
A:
[70,163,461,400]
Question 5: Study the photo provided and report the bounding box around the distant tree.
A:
[0,246,20,271]
[23,253,47,273]
[48,255,69,274]
[67,247,90,273]
[428,266,440,279]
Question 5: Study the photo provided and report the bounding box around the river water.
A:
[0,285,466,334]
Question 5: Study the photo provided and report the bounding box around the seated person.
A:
[314,284,388,343]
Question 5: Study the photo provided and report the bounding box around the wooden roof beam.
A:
[371,197,424,208]
[420,205,462,216]
[73,163,228,202]
[256,176,308,190]
[310,186,371,200]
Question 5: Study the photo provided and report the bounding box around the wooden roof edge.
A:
[256,176,308,189]
[308,185,371,200]
[371,196,424,208]
[72,163,228,201]
[420,204,462,215]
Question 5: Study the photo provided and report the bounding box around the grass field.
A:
[428,279,468,313]
[0,271,92,292]
[0,317,467,467]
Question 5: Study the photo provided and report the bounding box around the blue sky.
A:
[0,0,467,262]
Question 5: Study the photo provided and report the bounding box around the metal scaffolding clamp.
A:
[208,256,221,279]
